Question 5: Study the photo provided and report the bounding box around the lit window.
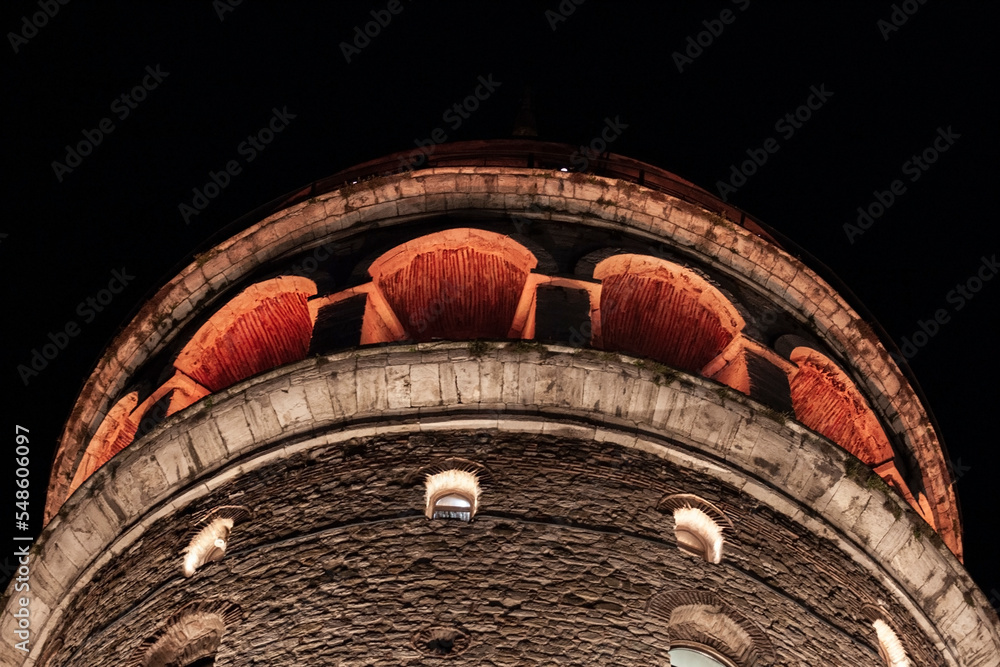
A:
[668,646,734,667]
[673,506,724,564]
[873,619,911,667]
[182,518,232,578]
[425,469,480,521]
[180,506,251,578]
[131,601,242,667]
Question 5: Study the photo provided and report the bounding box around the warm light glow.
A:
[425,469,480,520]
[593,254,745,373]
[873,619,910,667]
[674,506,724,563]
[182,517,234,578]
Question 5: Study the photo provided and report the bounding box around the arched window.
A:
[674,507,724,563]
[128,601,242,667]
[425,469,481,521]
[659,494,733,564]
[669,645,737,666]
[181,506,252,578]
[646,590,775,667]
[872,619,911,667]
[863,605,911,667]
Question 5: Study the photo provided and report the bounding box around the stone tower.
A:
[5,140,998,666]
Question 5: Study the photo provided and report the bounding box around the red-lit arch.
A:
[69,391,139,495]
[593,255,745,373]
[69,371,211,496]
[174,276,317,391]
[788,347,895,466]
[367,228,537,341]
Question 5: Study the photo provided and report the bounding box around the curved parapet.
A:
[9,345,999,666]
[43,159,962,560]
[24,141,993,667]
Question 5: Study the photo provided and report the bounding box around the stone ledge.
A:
[10,345,999,667]
[45,166,960,563]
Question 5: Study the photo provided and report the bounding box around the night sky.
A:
[3,2,998,604]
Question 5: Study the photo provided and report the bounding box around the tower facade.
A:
[5,140,999,665]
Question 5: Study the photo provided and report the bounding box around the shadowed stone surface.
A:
[47,431,943,666]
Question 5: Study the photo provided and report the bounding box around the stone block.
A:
[385,365,412,409]
[409,364,442,407]
[213,404,255,455]
[355,366,388,414]
[243,393,284,443]
[452,360,481,403]
[269,382,313,429]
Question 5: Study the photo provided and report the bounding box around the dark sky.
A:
[3,2,998,602]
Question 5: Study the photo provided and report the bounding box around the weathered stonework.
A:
[43,163,962,560]
[12,143,997,666]
[6,344,999,665]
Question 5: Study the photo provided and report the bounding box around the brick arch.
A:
[43,165,961,559]
[787,347,895,466]
[367,228,537,341]
[127,601,242,667]
[174,276,317,392]
[68,391,139,496]
[646,590,776,666]
[593,254,745,373]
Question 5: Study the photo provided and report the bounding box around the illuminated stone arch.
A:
[128,601,242,667]
[367,228,537,341]
[174,276,317,392]
[646,590,776,666]
[593,254,745,373]
[69,390,139,495]
[68,371,211,497]
[787,347,895,466]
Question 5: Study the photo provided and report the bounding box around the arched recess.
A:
[593,254,745,373]
[68,391,139,495]
[787,347,895,466]
[646,590,776,666]
[367,228,538,341]
[127,601,242,667]
[658,493,735,565]
[174,276,317,391]
[68,370,211,497]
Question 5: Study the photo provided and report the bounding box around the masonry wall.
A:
[44,167,961,558]
[42,429,944,666]
[8,344,997,666]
